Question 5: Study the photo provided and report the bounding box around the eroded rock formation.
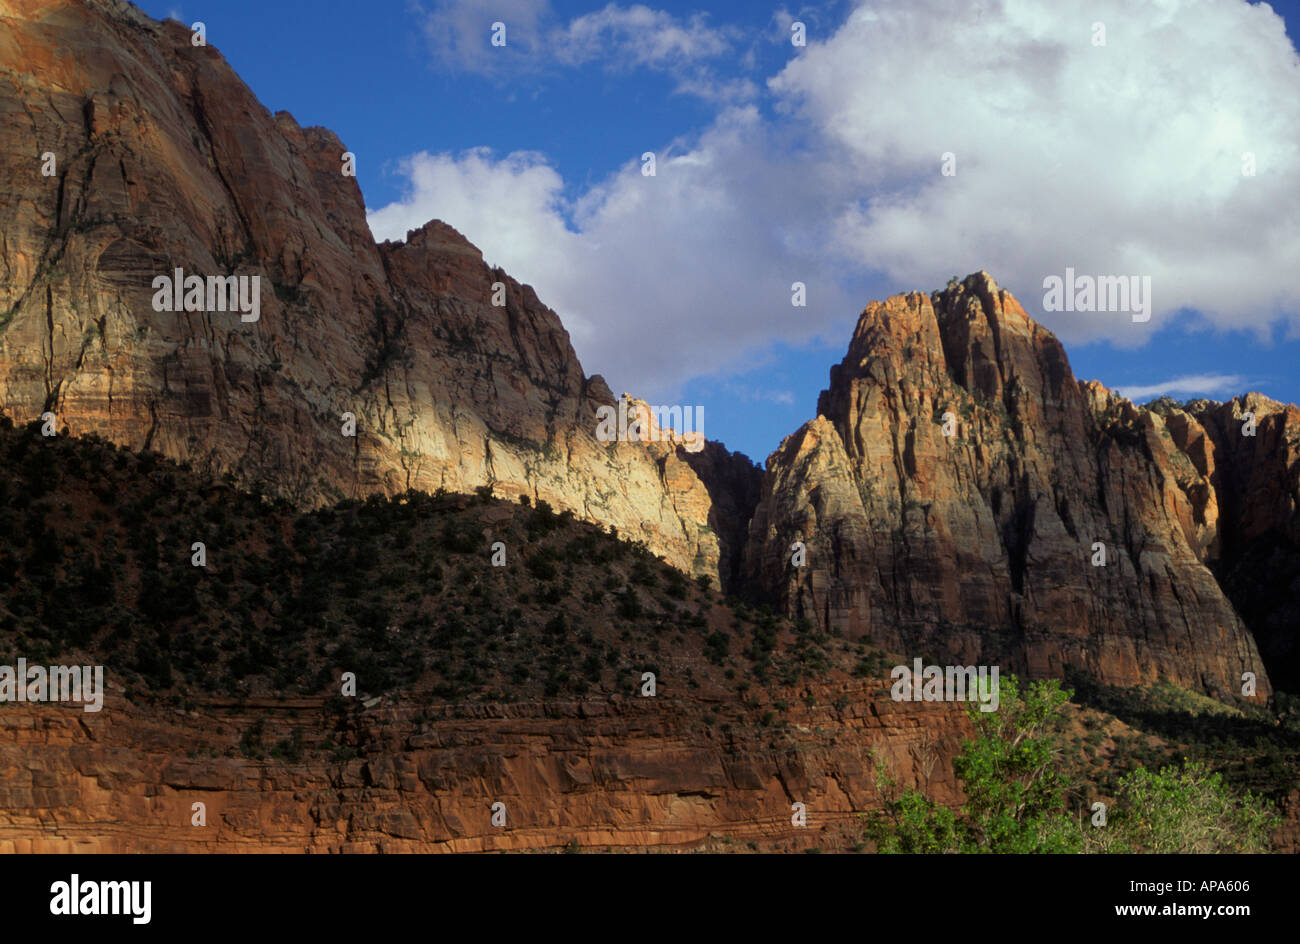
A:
[743,274,1275,701]
[0,0,747,580]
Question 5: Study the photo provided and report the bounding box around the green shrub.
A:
[1086,762,1276,853]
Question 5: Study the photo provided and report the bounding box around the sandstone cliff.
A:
[4,414,1298,853]
[743,274,1276,701]
[0,0,748,580]
[0,685,969,853]
[0,414,973,853]
[1161,395,1300,692]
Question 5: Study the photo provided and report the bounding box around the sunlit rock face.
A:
[744,274,1273,701]
[0,0,754,581]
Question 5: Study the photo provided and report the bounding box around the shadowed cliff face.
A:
[743,274,1277,702]
[0,0,750,581]
[1166,396,1300,692]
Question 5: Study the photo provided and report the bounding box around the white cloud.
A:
[367,146,579,293]
[419,0,552,74]
[723,384,797,406]
[554,4,737,68]
[367,108,862,397]
[668,74,759,104]
[770,0,1300,347]
[419,0,747,100]
[1115,374,1246,402]
[769,4,838,44]
[379,0,1300,397]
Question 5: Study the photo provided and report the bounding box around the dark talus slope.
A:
[0,0,748,581]
[743,273,1275,702]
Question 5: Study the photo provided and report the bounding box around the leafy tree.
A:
[955,675,1082,853]
[1086,762,1276,853]
[864,674,1277,853]
[867,759,962,853]
[865,676,1081,853]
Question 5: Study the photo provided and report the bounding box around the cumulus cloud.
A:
[1116,374,1247,402]
[366,146,579,300]
[769,4,839,43]
[770,0,1300,347]
[378,0,1300,395]
[367,108,863,396]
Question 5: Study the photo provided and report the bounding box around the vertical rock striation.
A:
[0,0,746,579]
[745,274,1273,700]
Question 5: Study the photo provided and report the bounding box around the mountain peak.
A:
[764,275,1280,701]
[392,219,484,259]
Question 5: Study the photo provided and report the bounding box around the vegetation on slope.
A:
[0,415,860,705]
[864,675,1281,853]
[1,414,1291,851]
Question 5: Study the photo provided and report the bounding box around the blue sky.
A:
[141,0,1300,463]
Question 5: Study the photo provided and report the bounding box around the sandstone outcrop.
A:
[1159,395,1300,691]
[0,0,746,581]
[743,274,1273,701]
[0,685,969,852]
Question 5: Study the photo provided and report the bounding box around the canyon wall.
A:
[0,0,752,581]
[742,275,1277,700]
[0,685,968,853]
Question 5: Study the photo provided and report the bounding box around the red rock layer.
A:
[0,686,968,852]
